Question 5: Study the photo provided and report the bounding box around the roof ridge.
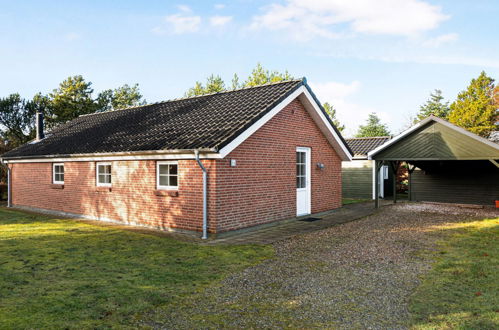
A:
[346,136,391,140]
[79,78,304,118]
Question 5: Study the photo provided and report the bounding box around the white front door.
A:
[296,147,311,216]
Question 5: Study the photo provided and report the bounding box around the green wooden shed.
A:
[342,137,393,199]
[368,116,499,207]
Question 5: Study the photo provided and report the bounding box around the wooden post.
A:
[390,161,400,204]
[374,160,382,208]
[407,163,416,201]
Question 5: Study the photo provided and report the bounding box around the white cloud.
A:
[65,32,80,41]
[153,12,201,35]
[214,4,225,10]
[422,33,459,47]
[250,0,449,41]
[210,15,233,27]
[310,80,391,137]
[176,5,192,13]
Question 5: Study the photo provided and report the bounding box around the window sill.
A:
[50,184,64,189]
[95,187,112,192]
[155,190,179,197]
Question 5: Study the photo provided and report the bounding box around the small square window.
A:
[157,161,179,190]
[53,163,64,184]
[96,163,112,187]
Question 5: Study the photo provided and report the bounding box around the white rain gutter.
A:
[194,150,208,239]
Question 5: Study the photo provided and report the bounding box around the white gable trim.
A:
[218,85,352,161]
[368,116,499,160]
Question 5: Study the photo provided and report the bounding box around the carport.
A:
[368,116,499,208]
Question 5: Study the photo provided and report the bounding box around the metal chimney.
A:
[36,111,44,141]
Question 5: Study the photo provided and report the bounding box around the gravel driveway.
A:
[146,203,498,329]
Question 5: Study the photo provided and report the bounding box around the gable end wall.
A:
[213,98,342,232]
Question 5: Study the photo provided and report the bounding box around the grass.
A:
[342,198,372,205]
[0,208,273,329]
[409,218,499,329]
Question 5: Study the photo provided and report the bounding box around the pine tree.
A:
[416,89,450,121]
[448,71,497,137]
[323,102,345,132]
[355,113,391,137]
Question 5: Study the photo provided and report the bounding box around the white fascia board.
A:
[300,89,352,161]
[3,152,222,164]
[218,86,352,161]
[218,86,306,159]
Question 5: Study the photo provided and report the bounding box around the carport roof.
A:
[368,116,499,161]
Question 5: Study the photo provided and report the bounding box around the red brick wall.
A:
[213,98,342,232]
[10,159,217,232]
[10,97,342,233]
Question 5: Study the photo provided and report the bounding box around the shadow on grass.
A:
[409,218,499,329]
[0,208,273,329]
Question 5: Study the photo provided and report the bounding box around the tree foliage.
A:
[416,89,450,121]
[184,63,293,97]
[448,71,497,137]
[0,76,145,150]
[46,75,98,125]
[323,102,345,132]
[43,76,145,126]
[355,113,391,137]
[244,63,293,87]
[98,84,145,112]
[0,94,38,147]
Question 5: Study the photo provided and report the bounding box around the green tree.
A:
[0,94,38,147]
[323,102,345,132]
[46,75,98,126]
[355,113,390,137]
[185,81,206,97]
[98,84,145,112]
[231,73,241,90]
[245,63,292,87]
[448,71,497,137]
[185,63,294,96]
[416,89,450,121]
[204,75,225,94]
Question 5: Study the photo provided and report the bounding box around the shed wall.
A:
[342,160,373,199]
[411,168,499,205]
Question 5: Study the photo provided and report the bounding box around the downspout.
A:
[194,150,208,239]
[6,164,11,208]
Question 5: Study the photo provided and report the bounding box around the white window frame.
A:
[52,163,64,184]
[156,161,179,190]
[96,162,112,187]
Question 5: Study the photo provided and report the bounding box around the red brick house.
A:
[1,79,352,237]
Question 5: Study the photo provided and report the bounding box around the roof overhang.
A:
[218,85,352,161]
[1,149,221,164]
[368,116,499,161]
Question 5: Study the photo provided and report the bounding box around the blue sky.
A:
[1,0,498,137]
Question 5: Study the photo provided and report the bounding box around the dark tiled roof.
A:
[346,136,391,157]
[3,79,312,159]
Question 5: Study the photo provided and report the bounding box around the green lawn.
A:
[0,208,273,328]
[409,218,499,329]
[342,198,372,205]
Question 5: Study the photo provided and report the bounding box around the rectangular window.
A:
[96,162,112,187]
[296,151,306,189]
[157,161,179,190]
[53,163,64,184]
